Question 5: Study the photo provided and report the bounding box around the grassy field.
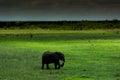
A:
[0,29,120,80]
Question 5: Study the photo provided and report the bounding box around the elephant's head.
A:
[55,52,65,67]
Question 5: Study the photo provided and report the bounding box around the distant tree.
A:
[112,19,119,23]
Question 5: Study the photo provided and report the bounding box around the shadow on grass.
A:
[0,32,120,41]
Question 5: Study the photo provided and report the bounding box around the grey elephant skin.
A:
[41,51,65,69]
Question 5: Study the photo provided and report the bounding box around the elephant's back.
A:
[42,51,52,57]
[42,51,57,63]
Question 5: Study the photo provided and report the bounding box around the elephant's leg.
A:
[54,63,58,69]
[55,61,60,69]
[57,63,60,69]
[46,63,50,69]
[41,63,44,69]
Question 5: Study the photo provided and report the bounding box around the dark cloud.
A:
[0,0,120,11]
[0,0,120,21]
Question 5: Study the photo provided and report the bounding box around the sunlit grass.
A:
[0,30,120,80]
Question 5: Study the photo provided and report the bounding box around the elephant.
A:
[41,51,65,69]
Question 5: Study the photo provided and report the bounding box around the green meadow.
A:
[0,29,120,80]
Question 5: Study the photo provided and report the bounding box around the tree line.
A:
[0,20,120,30]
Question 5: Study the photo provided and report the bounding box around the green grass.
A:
[0,29,120,80]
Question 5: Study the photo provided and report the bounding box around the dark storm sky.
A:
[0,0,120,21]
